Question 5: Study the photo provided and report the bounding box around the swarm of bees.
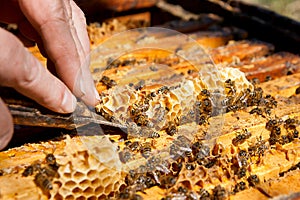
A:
[266,117,299,145]
[89,53,300,200]
[22,154,59,194]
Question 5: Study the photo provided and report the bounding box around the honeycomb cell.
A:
[79,179,91,189]
[65,180,76,188]
[73,171,86,181]
[83,187,94,194]
[95,186,104,195]
[72,187,83,194]
[87,170,97,179]
[91,178,101,186]
[104,184,113,194]
[77,196,86,200]
[87,196,97,200]
[65,195,75,200]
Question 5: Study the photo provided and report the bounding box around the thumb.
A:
[0,98,13,150]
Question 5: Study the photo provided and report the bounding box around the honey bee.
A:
[201,89,210,97]
[160,175,177,189]
[249,107,264,116]
[269,133,278,145]
[34,172,53,191]
[265,75,272,82]
[201,98,212,114]
[178,186,188,194]
[158,86,169,94]
[235,150,249,168]
[225,79,236,96]
[236,167,247,178]
[221,96,234,108]
[161,196,172,200]
[191,141,202,155]
[199,188,211,200]
[129,141,140,152]
[145,176,156,188]
[247,174,259,186]
[196,145,210,160]
[187,69,195,75]
[284,118,297,130]
[23,153,59,192]
[293,129,299,138]
[137,165,147,174]
[41,166,58,179]
[134,80,145,90]
[248,87,263,106]
[203,157,217,168]
[119,148,132,163]
[271,126,281,136]
[248,136,268,157]
[22,165,34,177]
[100,76,117,88]
[233,181,246,193]
[185,162,196,170]
[185,149,195,162]
[140,142,152,159]
[212,185,227,200]
[264,107,272,116]
[166,122,177,136]
[106,57,121,69]
[238,88,252,107]
[169,143,180,158]
[149,131,160,138]
[45,154,56,165]
[118,188,130,199]
[278,135,289,145]
[226,104,240,113]
[125,140,132,146]
[232,129,252,146]
[262,94,277,108]
[22,162,42,177]
[250,78,260,85]
[118,188,143,200]
[171,162,182,174]
[149,65,158,72]
[134,114,148,126]
[122,57,136,66]
[97,108,113,121]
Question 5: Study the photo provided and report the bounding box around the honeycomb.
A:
[96,64,254,137]
[49,135,126,200]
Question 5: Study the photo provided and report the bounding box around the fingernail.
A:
[61,91,77,113]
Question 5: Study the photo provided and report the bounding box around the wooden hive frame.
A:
[1,0,300,199]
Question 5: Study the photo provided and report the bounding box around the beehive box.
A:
[1,0,300,200]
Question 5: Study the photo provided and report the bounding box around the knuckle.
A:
[15,59,40,88]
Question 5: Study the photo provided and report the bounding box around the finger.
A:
[18,0,100,106]
[69,0,90,55]
[0,28,77,113]
[0,98,13,150]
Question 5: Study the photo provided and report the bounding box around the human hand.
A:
[0,0,100,149]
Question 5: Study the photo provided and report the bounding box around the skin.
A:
[0,0,100,149]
